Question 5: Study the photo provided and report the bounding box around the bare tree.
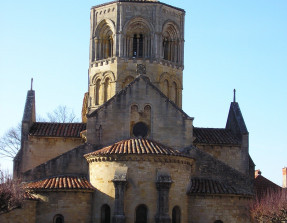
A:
[0,169,24,213]
[0,124,21,158]
[250,189,287,223]
[47,105,78,123]
[0,105,78,159]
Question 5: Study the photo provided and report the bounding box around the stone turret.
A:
[226,90,250,175]
[14,79,36,178]
[87,0,185,114]
[21,79,36,143]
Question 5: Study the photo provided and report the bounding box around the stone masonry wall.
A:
[188,147,253,195]
[87,77,193,149]
[34,191,92,223]
[188,195,251,223]
[22,136,84,173]
[89,155,194,223]
[0,200,37,223]
[22,144,94,182]
[196,144,244,173]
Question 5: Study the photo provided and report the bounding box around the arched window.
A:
[107,37,113,58]
[95,79,101,105]
[162,79,169,97]
[101,204,111,223]
[172,206,181,223]
[163,37,169,60]
[162,23,180,63]
[135,204,148,223]
[53,214,64,223]
[104,78,111,102]
[124,18,152,59]
[133,34,144,58]
[170,81,178,104]
[214,220,223,223]
[94,20,114,60]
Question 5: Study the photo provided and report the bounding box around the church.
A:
[0,0,254,222]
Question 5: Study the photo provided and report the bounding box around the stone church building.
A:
[0,0,255,222]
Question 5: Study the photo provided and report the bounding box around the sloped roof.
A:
[193,127,240,145]
[226,102,248,135]
[254,172,281,198]
[29,122,86,138]
[25,176,94,192]
[187,178,240,195]
[85,138,183,158]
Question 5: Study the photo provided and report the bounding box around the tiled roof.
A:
[254,173,281,198]
[25,176,94,191]
[85,138,182,157]
[193,127,240,145]
[187,178,239,195]
[29,122,86,138]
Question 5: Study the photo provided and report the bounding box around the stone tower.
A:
[88,0,185,113]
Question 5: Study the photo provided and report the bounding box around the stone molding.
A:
[85,154,194,166]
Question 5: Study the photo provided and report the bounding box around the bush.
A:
[250,189,287,223]
[0,170,24,213]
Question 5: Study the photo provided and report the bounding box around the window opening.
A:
[139,34,143,57]
[95,79,101,105]
[53,214,64,223]
[133,122,148,138]
[133,34,137,57]
[135,204,148,223]
[101,204,111,223]
[133,34,144,58]
[172,206,181,223]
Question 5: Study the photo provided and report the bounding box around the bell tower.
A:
[87,0,185,113]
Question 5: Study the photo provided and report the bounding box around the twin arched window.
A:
[161,78,178,105]
[94,76,112,105]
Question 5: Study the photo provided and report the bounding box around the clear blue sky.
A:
[0,0,286,185]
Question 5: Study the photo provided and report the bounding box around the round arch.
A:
[94,19,116,60]
[162,21,181,62]
[122,17,155,58]
[135,204,148,223]
[95,19,116,37]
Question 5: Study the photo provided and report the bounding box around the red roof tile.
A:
[193,127,239,145]
[29,122,86,138]
[85,138,183,157]
[25,176,94,191]
[254,173,281,198]
[187,178,239,195]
